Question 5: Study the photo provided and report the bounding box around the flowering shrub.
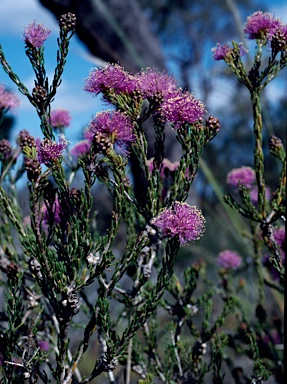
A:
[0,10,285,384]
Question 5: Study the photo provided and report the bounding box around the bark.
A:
[39,0,165,72]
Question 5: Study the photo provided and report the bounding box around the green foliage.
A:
[0,7,285,384]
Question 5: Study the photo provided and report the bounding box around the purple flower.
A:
[238,43,249,56]
[50,109,71,129]
[212,42,247,60]
[159,90,206,129]
[0,85,20,111]
[217,250,242,270]
[212,43,232,60]
[244,11,282,41]
[137,69,178,98]
[37,135,68,164]
[38,340,50,352]
[226,166,256,189]
[84,64,138,95]
[84,110,135,155]
[23,21,51,48]
[70,140,91,158]
[151,202,205,246]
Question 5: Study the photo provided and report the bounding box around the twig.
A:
[51,313,83,383]
[126,339,133,384]
[170,328,183,378]
[143,322,166,382]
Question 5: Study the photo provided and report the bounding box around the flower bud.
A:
[271,30,287,54]
[59,13,77,32]
[93,131,112,153]
[25,158,42,182]
[32,85,48,107]
[0,139,12,161]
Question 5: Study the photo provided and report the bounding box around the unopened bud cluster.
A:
[25,158,42,182]
[93,131,112,153]
[269,135,283,151]
[268,135,285,161]
[206,115,220,132]
[271,31,287,54]
[18,129,36,150]
[0,138,12,160]
[32,85,48,107]
[59,13,77,31]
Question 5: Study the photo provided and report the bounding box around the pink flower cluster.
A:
[212,42,247,61]
[212,11,287,60]
[217,250,242,270]
[84,64,138,95]
[137,68,178,98]
[151,202,205,246]
[226,166,256,189]
[159,90,206,129]
[70,140,91,158]
[50,109,71,129]
[38,340,50,352]
[244,11,283,41]
[23,21,51,48]
[85,110,135,155]
[37,135,69,164]
[0,85,20,111]
[84,64,206,130]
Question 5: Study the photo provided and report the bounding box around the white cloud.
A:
[0,0,58,35]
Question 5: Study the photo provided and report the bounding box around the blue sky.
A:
[0,0,104,145]
[0,0,286,146]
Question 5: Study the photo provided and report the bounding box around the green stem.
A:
[250,222,264,304]
[0,187,26,238]
[251,90,266,219]
[0,45,33,102]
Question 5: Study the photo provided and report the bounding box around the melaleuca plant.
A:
[212,10,286,285]
[0,9,285,384]
[0,12,219,384]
